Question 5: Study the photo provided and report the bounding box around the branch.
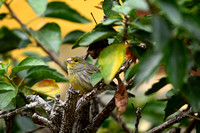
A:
[84,97,115,132]
[146,108,193,133]
[0,102,38,119]
[32,113,58,132]
[59,89,79,133]
[26,95,52,114]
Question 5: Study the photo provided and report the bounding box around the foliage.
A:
[0,0,200,132]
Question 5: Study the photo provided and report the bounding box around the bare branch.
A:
[0,102,38,119]
[59,89,79,133]
[32,113,58,132]
[146,108,193,133]
[27,95,52,114]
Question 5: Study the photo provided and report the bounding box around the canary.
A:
[66,56,99,94]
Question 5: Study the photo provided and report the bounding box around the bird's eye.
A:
[74,59,78,62]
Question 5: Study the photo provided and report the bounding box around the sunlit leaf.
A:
[0,60,10,75]
[27,0,47,16]
[44,2,90,23]
[90,72,102,87]
[30,79,60,98]
[182,76,200,112]
[0,0,3,8]
[29,23,62,54]
[125,0,149,11]
[99,44,126,84]
[12,57,47,73]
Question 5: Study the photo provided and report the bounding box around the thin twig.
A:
[91,12,98,25]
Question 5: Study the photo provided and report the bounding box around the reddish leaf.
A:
[115,77,128,122]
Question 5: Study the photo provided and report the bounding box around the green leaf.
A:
[0,82,15,91]
[164,39,188,90]
[102,14,122,26]
[90,72,102,87]
[73,24,116,48]
[27,0,47,16]
[124,0,149,11]
[0,0,3,8]
[131,16,152,32]
[182,76,200,112]
[157,0,182,25]
[124,63,138,82]
[12,57,47,73]
[99,44,126,84]
[152,15,171,51]
[27,66,68,82]
[29,23,62,53]
[112,5,131,15]
[44,2,90,23]
[0,27,30,53]
[135,51,162,88]
[103,0,118,17]
[0,13,7,20]
[164,94,185,120]
[0,83,17,109]
[194,50,200,70]
[145,77,168,95]
[182,14,200,41]
[0,60,10,75]
[63,30,85,44]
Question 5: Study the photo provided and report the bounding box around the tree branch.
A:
[146,108,193,133]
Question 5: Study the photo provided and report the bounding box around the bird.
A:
[66,56,99,94]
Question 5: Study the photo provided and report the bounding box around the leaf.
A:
[90,72,102,87]
[152,15,171,51]
[145,77,168,95]
[164,39,188,90]
[102,14,122,26]
[44,2,90,23]
[0,60,10,75]
[124,0,149,11]
[27,66,68,82]
[0,82,15,91]
[157,0,182,25]
[182,76,200,112]
[0,83,17,109]
[26,0,47,16]
[73,24,116,48]
[115,77,128,121]
[12,56,47,73]
[0,13,7,20]
[103,0,118,17]
[194,50,200,70]
[99,44,126,84]
[182,14,200,41]
[29,23,62,53]
[30,79,60,98]
[131,16,152,32]
[135,51,162,88]
[0,27,30,53]
[124,63,138,82]
[0,0,3,8]
[63,30,85,44]
[164,94,185,120]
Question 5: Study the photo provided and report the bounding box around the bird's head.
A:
[66,56,86,71]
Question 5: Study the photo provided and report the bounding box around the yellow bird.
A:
[66,56,99,94]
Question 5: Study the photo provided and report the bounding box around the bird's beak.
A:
[66,58,72,64]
